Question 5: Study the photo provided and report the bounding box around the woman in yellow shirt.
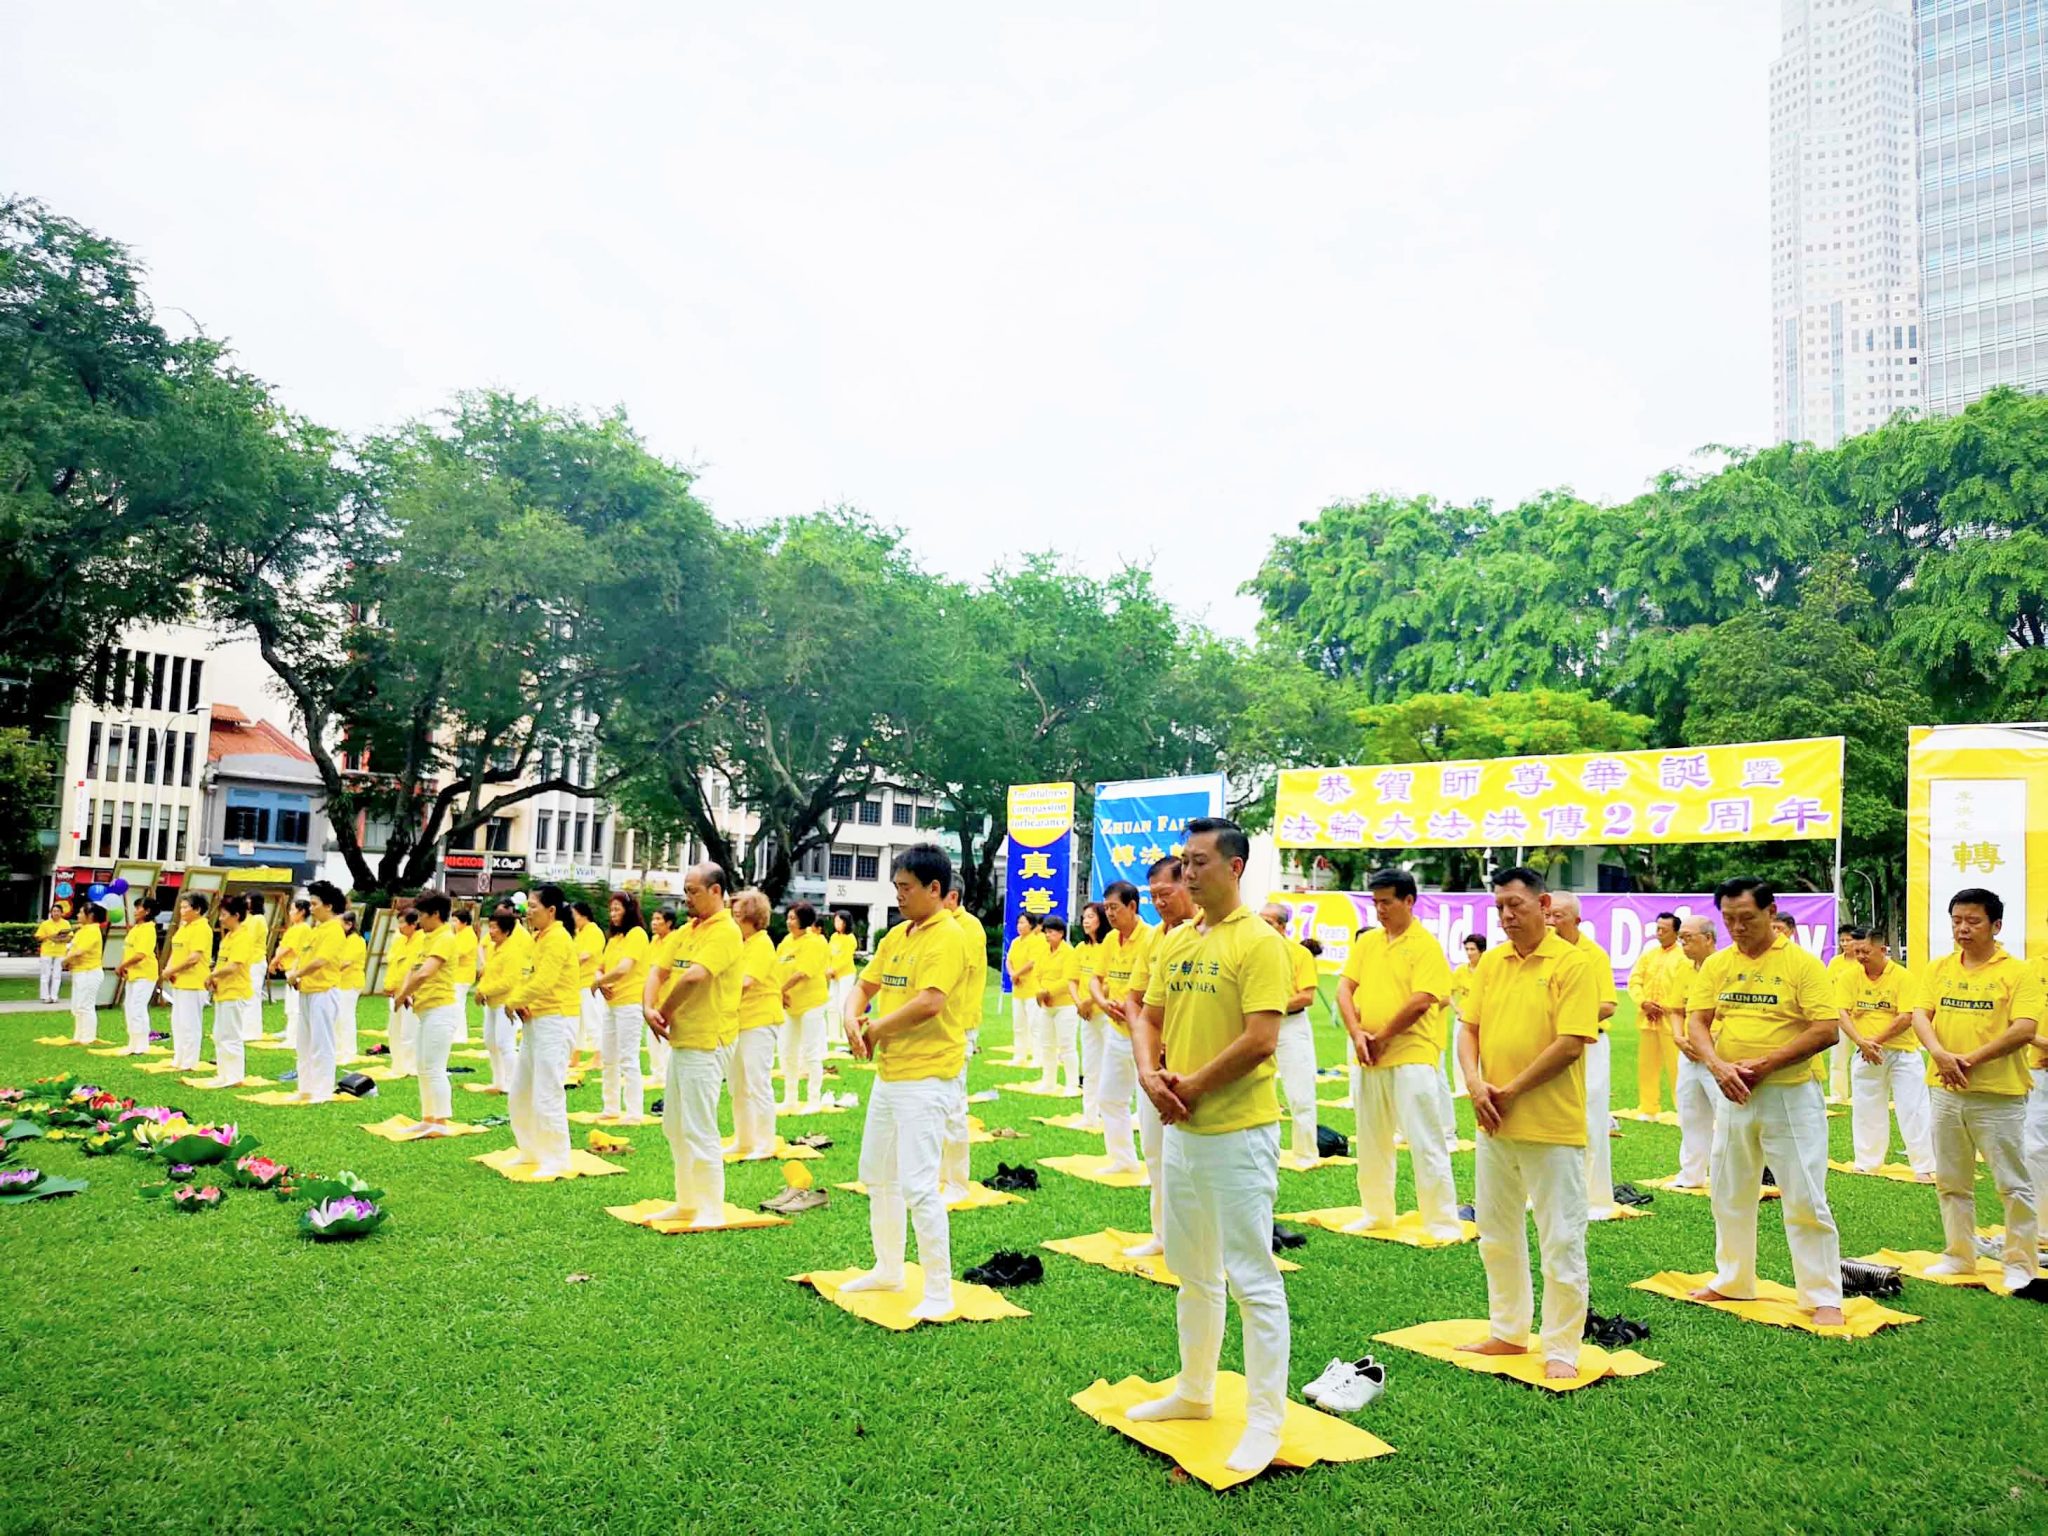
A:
[336,912,368,1062]
[206,894,257,1087]
[729,890,782,1159]
[271,898,312,1050]
[1073,904,1109,1130]
[505,885,580,1179]
[593,893,651,1122]
[449,907,480,1045]
[642,905,679,1089]
[162,892,215,1071]
[286,880,349,1103]
[1034,916,1080,1094]
[472,908,523,1094]
[64,903,106,1043]
[827,912,859,1027]
[384,908,421,1078]
[777,902,832,1114]
[1006,915,1045,1069]
[36,903,71,1005]
[116,894,163,1056]
[393,890,462,1131]
[571,901,607,1071]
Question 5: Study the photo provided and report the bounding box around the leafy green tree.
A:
[0,726,58,876]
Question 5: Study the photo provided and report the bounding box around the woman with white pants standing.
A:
[506,885,580,1179]
[449,907,479,1045]
[827,912,858,1047]
[571,902,606,1073]
[335,913,367,1063]
[394,890,461,1133]
[161,893,215,1072]
[776,903,831,1114]
[593,893,650,1122]
[35,904,71,1006]
[645,865,744,1224]
[1258,904,1323,1163]
[64,904,106,1044]
[473,910,523,1094]
[270,899,311,1049]
[643,906,677,1090]
[115,895,162,1056]
[285,882,348,1103]
[205,895,257,1087]
[1089,881,1151,1176]
[1034,918,1080,1094]
[1073,904,1109,1130]
[728,889,781,1159]
[243,896,270,1041]
[384,908,421,1077]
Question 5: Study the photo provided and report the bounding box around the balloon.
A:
[109,877,129,895]
[511,891,528,910]
[87,883,107,900]
[101,898,125,923]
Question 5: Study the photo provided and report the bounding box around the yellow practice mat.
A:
[1071,1373,1393,1491]
[460,1083,508,1095]
[1030,1113,1097,1132]
[179,1075,275,1090]
[606,1198,788,1233]
[1644,1174,1778,1200]
[86,1045,165,1058]
[237,1090,348,1107]
[1001,1080,1082,1099]
[775,1103,849,1117]
[137,1060,189,1075]
[1279,1150,1358,1172]
[32,1035,92,1047]
[790,1265,1030,1330]
[1042,1228,1301,1288]
[566,1111,654,1126]
[723,1137,824,1163]
[1630,1272,1920,1336]
[1040,1153,1150,1189]
[1613,1110,1680,1126]
[1855,1248,2020,1294]
[1828,1160,1934,1184]
[964,1115,998,1145]
[1275,1207,1477,1248]
[470,1146,625,1182]
[360,1115,492,1142]
[1371,1320,1663,1393]
[835,1180,1024,1211]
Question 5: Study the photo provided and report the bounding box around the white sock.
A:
[1125,1391,1211,1423]
[1926,1254,1974,1276]
[1122,1236,1163,1258]
[690,1206,725,1228]
[1224,1426,1282,1475]
[1342,1214,1378,1233]
[839,1267,905,1293]
[907,1289,954,1322]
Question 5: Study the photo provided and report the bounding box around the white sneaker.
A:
[1316,1358,1386,1414]
[1924,1254,1975,1277]
[1302,1357,1352,1403]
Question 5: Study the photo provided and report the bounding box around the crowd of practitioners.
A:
[32,836,2046,1469]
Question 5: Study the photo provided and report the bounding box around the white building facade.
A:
[1770,0,1923,446]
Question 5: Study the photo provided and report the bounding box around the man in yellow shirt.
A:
[270,898,311,1049]
[115,894,163,1056]
[1338,869,1461,1240]
[1006,914,1045,1068]
[1685,876,1844,1324]
[63,903,105,1043]
[393,890,462,1131]
[1128,818,1292,1476]
[506,885,581,1177]
[1836,925,1930,1177]
[841,845,972,1321]
[384,907,422,1078]
[1668,914,1721,1189]
[1259,904,1323,1164]
[1545,893,1620,1218]
[473,909,524,1094]
[161,892,215,1071]
[1457,865,1599,1380]
[35,902,71,1005]
[1824,922,1861,1102]
[1122,857,1196,1257]
[206,894,257,1087]
[1090,880,1153,1178]
[939,884,989,1201]
[287,881,349,1103]
[1626,912,1684,1115]
[1910,887,2042,1289]
[1033,916,1081,1094]
[646,865,744,1222]
[776,902,832,1114]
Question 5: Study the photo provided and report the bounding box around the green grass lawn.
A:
[3,987,2045,1533]
[0,975,47,1002]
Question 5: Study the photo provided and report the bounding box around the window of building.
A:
[90,649,110,706]
[572,814,587,857]
[225,804,271,843]
[138,804,153,859]
[155,807,170,862]
[174,806,188,863]
[859,799,882,825]
[85,722,101,778]
[186,659,203,712]
[830,852,854,880]
[275,808,310,846]
[126,728,139,782]
[891,801,913,826]
[487,817,511,852]
[130,651,148,709]
[106,726,123,781]
[169,657,185,712]
[143,729,159,785]
[149,653,166,711]
[181,732,195,788]
[556,815,569,855]
[536,812,552,856]
[98,800,114,858]
[591,818,607,865]
[855,853,880,882]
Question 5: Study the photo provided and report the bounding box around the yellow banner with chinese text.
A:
[1275,738,1844,850]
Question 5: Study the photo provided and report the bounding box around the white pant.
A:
[1851,1048,1933,1174]
[665,1044,730,1218]
[1273,1013,1318,1157]
[453,984,472,1044]
[1098,1028,1141,1168]
[1474,1135,1587,1366]
[1161,1123,1289,1434]
[212,996,251,1083]
[1931,1088,2036,1277]
[38,954,63,1003]
[169,990,205,1069]
[1583,1032,1614,1210]
[578,989,604,1053]
[779,1006,827,1110]
[1037,1004,1079,1091]
[299,990,339,1101]
[389,1002,418,1076]
[283,983,301,1048]
[829,975,854,1038]
[1138,1080,1167,1237]
[1353,1061,1461,1237]
[123,981,151,1052]
[417,1002,459,1119]
[1710,1078,1841,1309]
[941,1066,972,1195]
[1012,994,1039,1064]
[69,969,100,1042]
[1079,1010,1110,1125]
[1828,1043,1851,1101]
[245,965,265,1039]
[484,1004,517,1091]
[1674,1055,1717,1186]
[601,1001,646,1118]
[727,1026,778,1158]
[860,1075,962,1303]
[2029,1071,2048,1251]
[510,1012,575,1175]
[336,989,360,1063]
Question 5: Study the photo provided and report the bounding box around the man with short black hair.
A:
[647,864,743,1221]
[1627,912,1685,1115]
[288,881,349,1103]
[1836,925,1930,1177]
[1685,876,1844,1325]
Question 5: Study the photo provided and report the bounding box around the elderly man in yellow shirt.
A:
[506,885,581,1177]
[1836,924,1931,1177]
[161,892,216,1071]
[286,881,349,1103]
[1337,869,1462,1239]
[1685,876,1844,1325]
[1667,914,1721,1189]
[1626,911,1685,1115]
[1259,903,1324,1165]
[1911,887,2042,1290]
[63,904,105,1043]
[1458,865,1599,1380]
[645,865,744,1222]
[1126,818,1292,1475]
[115,894,163,1056]
[35,903,71,1005]
[841,845,973,1320]
[1544,892,1620,1218]
[1090,880,1153,1177]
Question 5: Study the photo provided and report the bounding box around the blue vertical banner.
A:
[1002,782,1075,994]
[1091,773,1227,923]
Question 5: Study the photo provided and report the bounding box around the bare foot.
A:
[1458,1337,1528,1356]
[1812,1306,1846,1327]
[1544,1359,1580,1380]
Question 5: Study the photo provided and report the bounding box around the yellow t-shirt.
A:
[668,909,744,1050]
[862,912,970,1082]
[297,916,346,995]
[338,932,368,991]
[1466,931,1601,1145]
[1627,942,1687,1019]
[1142,905,1292,1135]
[276,922,311,972]
[1007,931,1046,992]
[1570,931,1619,1028]
[2035,958,2048,1072]
[475,932,522,1006]
[575,919,604,985]
[1827,953,1861,994]
[66,921,103,972]
[1448,961,1476,1021]
[1686,935,1835,1088]
[1835,958,1917,1051]
[508,921,580,1018]
[212,925,254,1003]
[1036,941,1075,1006]
[384,929,417,996]
[168,917,213,991]
[952,908,988,1022]
[1071,940,1102,1017]
[1341,921,1454,1071]
[738,929,781,1032]
[36,918,71,957]
[122,921,159,984]
[450,926,479,987]
[777,929,830,1014]
[827,931,857,980]
[600,926,650,1006]
[1095,922,1154,1036]
[1916,947,2044,1096]
[1285,939,1318,1013]
[410,925,460,1011]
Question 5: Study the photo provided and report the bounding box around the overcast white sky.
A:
[4,2,1775,633]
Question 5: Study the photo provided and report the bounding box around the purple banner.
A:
[1269,890,1840,985]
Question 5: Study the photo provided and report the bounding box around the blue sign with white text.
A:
[1091,774,1226,925]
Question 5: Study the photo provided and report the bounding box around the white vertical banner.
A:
[1926,778,2027,955]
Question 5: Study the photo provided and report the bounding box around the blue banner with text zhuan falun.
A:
[1091,774,1227,925]
[1003,783,1076,994]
